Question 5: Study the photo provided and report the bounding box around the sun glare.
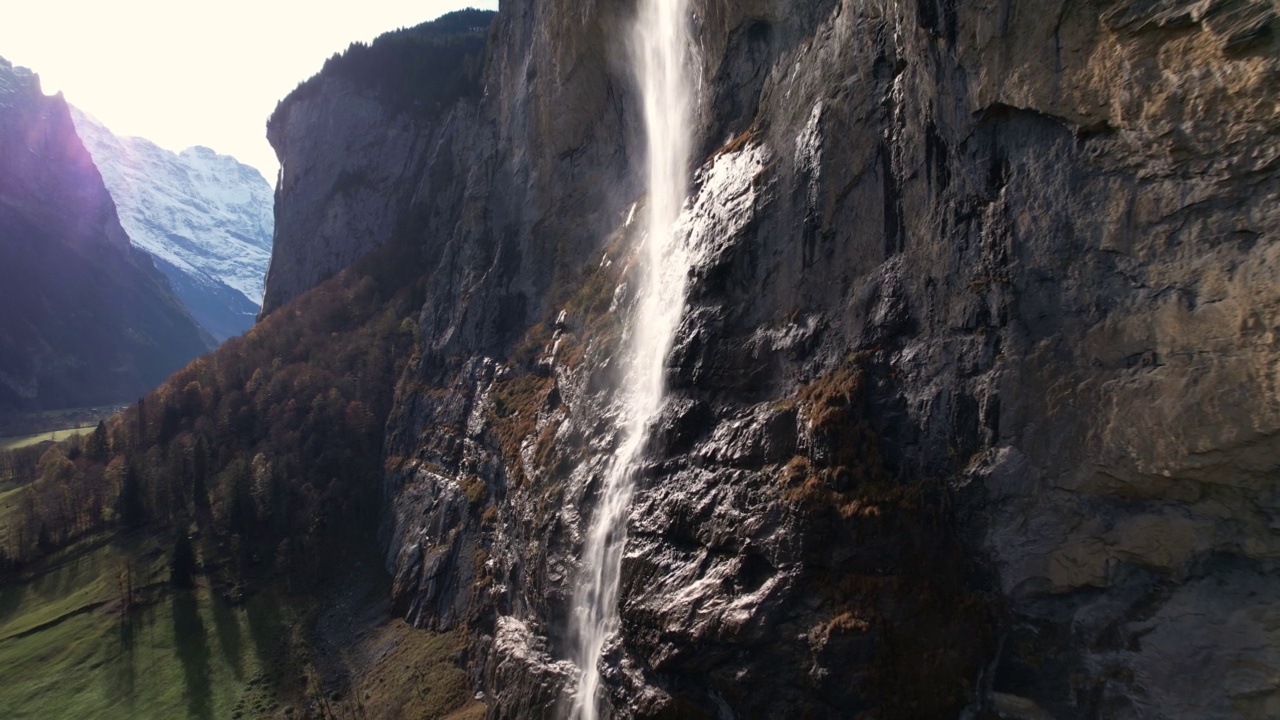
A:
[0,1,496,177]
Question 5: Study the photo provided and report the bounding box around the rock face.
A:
[259,10,496,316]
[70,108,273,342]
[262,78,431,315]
[270,2,1280,718]
[0,57,213,415]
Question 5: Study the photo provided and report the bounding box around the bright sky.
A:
[0,1,497,180]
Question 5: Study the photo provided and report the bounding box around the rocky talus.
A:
[263,2,1280,718]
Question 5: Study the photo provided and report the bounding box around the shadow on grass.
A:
[208,592,244,678]
[172,591,213,720]
[246,595,286,668]
[0,581,26,628]
[108,612,138,710]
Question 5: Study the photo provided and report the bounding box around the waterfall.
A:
[567,0,696,718]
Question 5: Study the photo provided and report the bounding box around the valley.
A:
[0,427,94,453]
[1,1,1278,718]
[0,56,213,416]
[71,109,274,343]
[0,405,127,450]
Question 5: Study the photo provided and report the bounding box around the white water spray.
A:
[567,0,696,718]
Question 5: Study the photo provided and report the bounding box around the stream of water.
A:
[567,0,697,718]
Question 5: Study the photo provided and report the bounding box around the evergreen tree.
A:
[225,459,256,537]
[117,462,146,529]
[136,396,147,439]
[192,436,210,513]
[86,420,110,461]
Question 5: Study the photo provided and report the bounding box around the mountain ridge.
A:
[0,56,213,414]
[70,107,273,341]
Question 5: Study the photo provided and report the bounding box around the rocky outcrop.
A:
[0,57,213,415]
[269,1,1280,718]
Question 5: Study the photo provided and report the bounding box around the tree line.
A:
[273,8,495,128]
[0,238,426,588]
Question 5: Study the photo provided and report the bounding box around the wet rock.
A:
[485,617,576,719]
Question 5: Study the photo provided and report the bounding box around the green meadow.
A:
[0,536,294,720]
[0,426,94,452]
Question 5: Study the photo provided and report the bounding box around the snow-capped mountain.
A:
[70,107,273,342]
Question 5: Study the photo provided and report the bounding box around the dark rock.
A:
[269,1,1280,717]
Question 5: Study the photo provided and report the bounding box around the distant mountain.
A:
[71,108,273,341]
[0,57,213,414]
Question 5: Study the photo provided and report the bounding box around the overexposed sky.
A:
[0,1,497,180]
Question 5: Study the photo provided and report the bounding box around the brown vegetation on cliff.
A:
[782,357,994,718]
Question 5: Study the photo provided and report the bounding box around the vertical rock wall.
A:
[267,1,1280,717]
[261,78,437,315]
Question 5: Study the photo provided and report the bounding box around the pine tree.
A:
[117,462,146,529]
[86,420,110,461]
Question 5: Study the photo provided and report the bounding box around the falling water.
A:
[567,0,696,718]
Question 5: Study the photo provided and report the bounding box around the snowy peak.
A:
[70,107,274,340]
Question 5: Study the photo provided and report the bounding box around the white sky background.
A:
[0,1,498,180]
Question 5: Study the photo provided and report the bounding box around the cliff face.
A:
[267,1,1280,718]
[0,58,213,414]
[262,79,431,315]
[260,10,497,316]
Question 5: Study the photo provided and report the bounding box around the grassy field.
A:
[0,536,296,720]
[0,534,486,719]
[0,483,21,531]
[0,426,94,451]
[0,404,124,440]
